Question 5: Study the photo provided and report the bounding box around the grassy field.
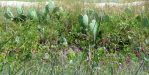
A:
[0,0,149,75]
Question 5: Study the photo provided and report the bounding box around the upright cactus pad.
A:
[89,19,98,42]
[83,14,89,27]
[17,7,24,16]
[45,0,55,14]
[4,8,14,20]
[28,10,38,20]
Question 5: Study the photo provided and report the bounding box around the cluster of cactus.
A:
[4,7,27,22]
[4,7,14,20]
[78,11,99,43]
[78,9,111,44]
[4,0,63,22]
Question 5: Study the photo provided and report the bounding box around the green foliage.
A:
[67,50,76,63]
[124,7,133,17]
[142,17,149,27]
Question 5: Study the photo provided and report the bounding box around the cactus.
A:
[17,7,24,16]
[78,13,98,43]
[89,19,96,31]
[35,0,55,21]
[58,36,68,47]
[83,14,89,27]
[78,14,89,27]
[89,19,98,42]
[4,8,14,20]
[78,14,89,33]
[45,0,55,15]
[78,10,99,43]
[28,10,38,21]
[43,53,49,60]
[3,0,57,22]
[15,7,27,22]
[78,14,84,26]
[4,7,27,22]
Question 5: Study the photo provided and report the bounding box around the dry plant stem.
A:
[135,60,145,75]
[60,48,66,74]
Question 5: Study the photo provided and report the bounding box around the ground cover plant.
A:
[0,0,149,75]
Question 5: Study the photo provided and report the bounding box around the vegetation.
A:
[0,0,149,75]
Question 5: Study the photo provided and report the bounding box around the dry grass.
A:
[0,1,148,8]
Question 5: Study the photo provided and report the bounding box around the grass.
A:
[0,0,149,75]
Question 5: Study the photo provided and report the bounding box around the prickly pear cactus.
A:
[4,8,14,20]
[17,7,24,16]
[28,10,38,20]
[58,36,68,47]
[45,0,55,14]
[89,19,98,42]
[78,14,84,26]
[83,14,89,27]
